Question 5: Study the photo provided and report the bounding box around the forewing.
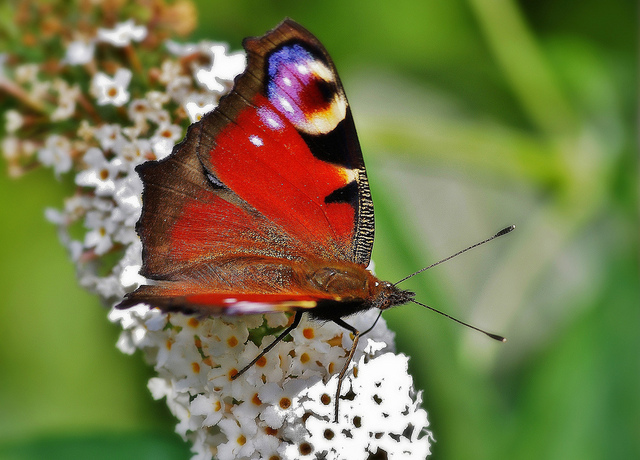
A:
[195,19,374,265]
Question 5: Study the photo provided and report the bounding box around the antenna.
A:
[395,225,515,341]
[394,225,515,286]
[411,299,506,342]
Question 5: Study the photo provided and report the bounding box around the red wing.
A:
[195,19,374,265]
[132,132,307,281]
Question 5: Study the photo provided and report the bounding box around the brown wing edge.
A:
[134,122,206,280]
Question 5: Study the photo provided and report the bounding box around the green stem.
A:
[0,78,47,114]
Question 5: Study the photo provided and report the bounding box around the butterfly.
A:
[116,18,509,421]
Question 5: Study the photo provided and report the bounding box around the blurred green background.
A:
[0,0,637,459]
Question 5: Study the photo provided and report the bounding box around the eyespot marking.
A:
[266,43,347,135]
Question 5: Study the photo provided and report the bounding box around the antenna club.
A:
[410,299,506,342]
[487,333,507,342]
[495,225,516,238]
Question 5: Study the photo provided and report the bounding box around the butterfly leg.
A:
[331,317,361,423]
[232,310,304,380]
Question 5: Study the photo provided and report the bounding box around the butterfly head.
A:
[371,280,415,311]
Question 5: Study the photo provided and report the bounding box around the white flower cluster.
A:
[34,20,246,299]
[110,306,433,460]
[4,17,432,460]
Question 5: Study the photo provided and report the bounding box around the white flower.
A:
[259,378,317,430]
[146,108,171,127]
[184,93,217,123]
[150,123,183,160]
[77,120,95,141]
[62,194,93,221]
[75,147,122,196]
[127,98,152,128]
[1,136,19,161]
[237,339,292,385]
[191,393,225,428]
[165,74,193,104]
[119,264,145,291]
[216,418,259,460]
[83,206,116,255]
[62,39,96,65]
[117,138,153,168]
[92,273,125,299]
[14,63,39,84]
[97,19,147,47]
[37,134,72,176]
[5,110,24,132]
[94,124,125,152]
[158,59,184,85]
[51,80,81,121]
[280,352,433,460]
[91,68,132,106]
[195,44,246,92]
[290,316,341,355]
[112,174,142,228]
[165,40,199,56]
[145,90,171,110]
[44,207,65,225]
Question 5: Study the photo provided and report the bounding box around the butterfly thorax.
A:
[303,261,414,321]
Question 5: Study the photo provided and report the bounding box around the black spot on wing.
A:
[300,116,362,168]
[316,78,337,104]
[325,180,358,208]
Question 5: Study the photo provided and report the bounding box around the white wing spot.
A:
[279,96,294,114]
[296,64,309,75]
[309,61,334,82]
[283,77,292,86]
[249,135,263,147]
[266,117,281,129]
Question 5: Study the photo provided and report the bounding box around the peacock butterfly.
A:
[116,18,509,420]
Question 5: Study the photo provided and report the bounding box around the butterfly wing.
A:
[196,19,374,265]
[117,19,374,314]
